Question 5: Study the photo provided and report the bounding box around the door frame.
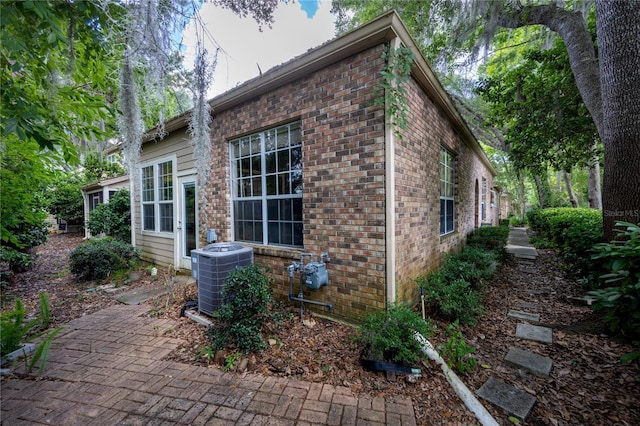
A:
[176,175,198,270]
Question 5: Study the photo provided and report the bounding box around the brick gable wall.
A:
[200,42,495,322]
[203,45,388,321]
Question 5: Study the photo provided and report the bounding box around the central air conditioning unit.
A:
[190,243,254,316]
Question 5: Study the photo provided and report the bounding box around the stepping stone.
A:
[508,310,540,323]
[519,266,537,274]
[114,285,167,305]
[516,323,553,344]
[477,377,536,421]
[515,302,538,311]
[504,347,552,377]
[567,295,595,306]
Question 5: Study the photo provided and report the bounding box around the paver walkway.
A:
[1,304,416,425]
[477,227,555,422]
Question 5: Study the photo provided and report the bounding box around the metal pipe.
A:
[287,258,333,319]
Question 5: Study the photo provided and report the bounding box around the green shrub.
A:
[588,222,640,345]
[1,293,61,375]
[445,247,498,287]
[417,272,482,325]
[86,189,131,243]
[358,303,433,366]
[208,264,274,354]
[466,225,509,252]
[527,208,603,277]
[438,320,477,374]
[69,237,140,282]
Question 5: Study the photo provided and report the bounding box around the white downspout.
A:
[384,37,401,305]
[129,177,136,247]
[415,333,499,426]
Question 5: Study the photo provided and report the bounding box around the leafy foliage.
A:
[588,222,640,344]
[0,0,120,163]
[69,237,140,282]
[1,293,51,355]
[208,264,274,354]
[44,172,85,224]
[417,226,508,325]
[376,44,415,138]
[0,137,51,271]
[527,208,603,277]
[438,320,477,374]
[83,154,125,182]
[357,303,434,366]
[87,189,131,242]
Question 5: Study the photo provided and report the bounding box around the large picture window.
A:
[440,147,455,235]
[230,122,303,247]
[141,160,174,233]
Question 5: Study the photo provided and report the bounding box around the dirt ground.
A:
[2,233,638,425]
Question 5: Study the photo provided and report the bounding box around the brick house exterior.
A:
[133,11,497,322]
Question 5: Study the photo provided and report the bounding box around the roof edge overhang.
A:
[80,173,130,192]
[149,10,496,176]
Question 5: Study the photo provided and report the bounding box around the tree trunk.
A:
[533,172,551,209]
[517,172,526,221]
[563,170,579,207]
[587,141,602,209]
[596,1,640,241]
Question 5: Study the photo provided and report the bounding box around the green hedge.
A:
[527,208,603,277]
[69,237,140,282]
[416,225,508,325]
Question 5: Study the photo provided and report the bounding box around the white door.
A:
[177,176,197,270]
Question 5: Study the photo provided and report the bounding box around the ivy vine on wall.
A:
[376,43,416,139]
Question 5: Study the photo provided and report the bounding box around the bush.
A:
[208,264,274,354]
[69,237,140,282]
[358,303,434,366]
[588,222,640,344]
[527,208,603,277]
[418,272,482,325]
[87,189,131,242]
[466,225,509,260]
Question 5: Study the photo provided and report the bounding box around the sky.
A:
[183,0,336,98]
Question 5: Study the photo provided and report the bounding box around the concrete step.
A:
[508,310,540,323]
[504,347,552,377]
[477,377,536,422]
[516,323,553,344]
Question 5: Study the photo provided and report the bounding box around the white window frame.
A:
[481,177,487,221]
[440,147,455,235]
[140,157,175,236]
[229,122,303,247]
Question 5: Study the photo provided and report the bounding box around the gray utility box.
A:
[191,243,253,316]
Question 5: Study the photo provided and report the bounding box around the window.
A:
[440,147,455,235]
[141,160,174,233]
[230,122,303,247]
[89,192,103,212]
[481,177,487,221]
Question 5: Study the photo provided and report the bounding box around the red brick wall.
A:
[393,77,495,307]
[202,45,388,322]
[199,42,495,322]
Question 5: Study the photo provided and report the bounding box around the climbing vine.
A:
[376,44,415,139]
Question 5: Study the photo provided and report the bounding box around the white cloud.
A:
[183,0,336,98]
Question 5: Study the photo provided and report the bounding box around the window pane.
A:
[279,173,291,195]
[142,166,154,202]
[159,203,173,232]
[158,161,173,201]
[143,204,155,231]
[252,156,261,175]
[267,200,278,220]
[281,199,292,220]
[277,150,289,172]
[268,222,280,244]
[292,198,302,221]
[290,123,301,145]
[265,152,276,174]
[266,175,277,195]
[277,126,289,149]
[252,177,262,196]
